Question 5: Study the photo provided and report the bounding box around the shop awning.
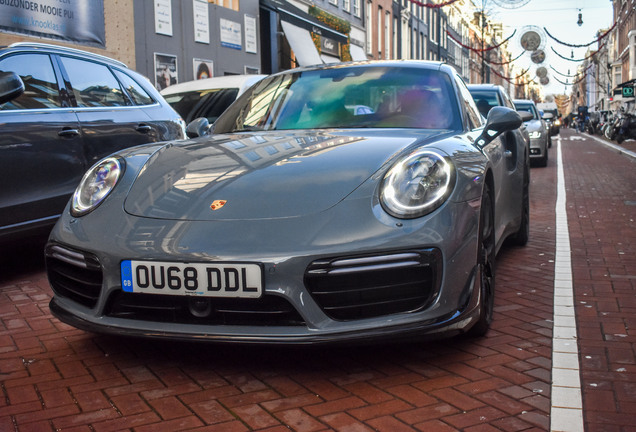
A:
[262,0,348,44]
[349,44,368,61]
[280,20,323,67]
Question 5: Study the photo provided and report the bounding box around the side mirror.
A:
[519,111,533,122]
[476,106,522,147]
[0,71,25,105]
[185,117,211,138]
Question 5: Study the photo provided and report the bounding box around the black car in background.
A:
[0,43,186,242]
[467,83,518,118]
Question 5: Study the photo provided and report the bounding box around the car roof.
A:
[467,84,499,89]
[160,74,267,96]
[277,59,446,74]
[2,42,127,67]
[513,99,536,105]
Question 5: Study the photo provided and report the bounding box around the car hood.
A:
[124,130,450,221]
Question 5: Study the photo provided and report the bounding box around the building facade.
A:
[0,0,524,93]
[608,0,636,110]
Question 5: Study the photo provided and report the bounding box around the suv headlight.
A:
[380,150,456,219]
[71,157,124,217]
[528,131,542,139]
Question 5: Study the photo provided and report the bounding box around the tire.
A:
[466,183,496,337]
[538,144,548,167]
[510,163,530,246]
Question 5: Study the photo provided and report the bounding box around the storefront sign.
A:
[321,36,340,57]
[244,14,257,54]
[220,18,241,50]
[154,0,172,36]
[193,0,209,44]
[0,0,105,47]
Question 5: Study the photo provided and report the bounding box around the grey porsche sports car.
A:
[46,61,529,345]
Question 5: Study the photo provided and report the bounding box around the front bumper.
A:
[46,196,482,345]
[528,138,547,158]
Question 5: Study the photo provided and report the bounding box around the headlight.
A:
[528,131,542,139]
[71,157,124,217]
[380,150,456,219]
[554,119,562,126]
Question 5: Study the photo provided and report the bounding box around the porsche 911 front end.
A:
[47,61,526,344]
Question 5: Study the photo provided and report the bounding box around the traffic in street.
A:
[1,127,634,431]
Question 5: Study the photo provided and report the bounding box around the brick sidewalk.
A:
[0,129,633,431]
[560,130,636,431]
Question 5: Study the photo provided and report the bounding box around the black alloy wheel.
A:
[467,183,496,337]
[510,163,530,246]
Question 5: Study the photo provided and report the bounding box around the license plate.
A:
[121,260,263,298]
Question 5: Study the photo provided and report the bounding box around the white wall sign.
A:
[154,0,173,36]
[220,18,242,50]
[244,15,257,54]
[193,0,209,44]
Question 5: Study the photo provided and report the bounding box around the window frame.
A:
[0,52,68,111]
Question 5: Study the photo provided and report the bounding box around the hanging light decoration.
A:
[577,9,583,26]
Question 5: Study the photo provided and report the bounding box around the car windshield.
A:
[514,103,539,120]
[214,66,462,133]
[469,90,500,117]
[163,88,239,123]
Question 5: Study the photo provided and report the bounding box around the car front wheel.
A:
[466,183,496,337]
[510,163,530,246]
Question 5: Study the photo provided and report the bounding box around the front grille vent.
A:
[105,291,306,326]
[305,249,442,321]
[45,244,103,308]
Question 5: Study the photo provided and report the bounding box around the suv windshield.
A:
[164,88,239,123]
[214,66,462,133]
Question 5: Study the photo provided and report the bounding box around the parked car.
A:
[467,84,531,159]
[514,99,550,167]
[47,61,529,345]
[161,74,266,125]
[0,42,185,242]
[467,83,517,118]
[542,109,560,137]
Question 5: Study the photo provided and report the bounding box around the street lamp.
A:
[577,10,583,26]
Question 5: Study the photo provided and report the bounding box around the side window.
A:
[500,91,515,110]
[454,75,483,128]
[113,69,155,106]
[0,53,61,110]
[60,57,127,107]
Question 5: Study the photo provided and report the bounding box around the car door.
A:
[57,55,161,166]
[0,52,85,237]
[455,77,510,245]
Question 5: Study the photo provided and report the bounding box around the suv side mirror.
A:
[186,117,211,138]
[0,71,25,105]
[476,106,522,147]
[519,111,533,122]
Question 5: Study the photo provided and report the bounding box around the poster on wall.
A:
[244,15,257,54]
[193,0,209,44]
[154,0,173,36]
[193,58,214,80]
[154,53,177,91]
[0,0,106,47]
[220,18,241,50]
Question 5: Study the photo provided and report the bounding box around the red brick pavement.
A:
[560,131,636,432]
[0,129,633,431]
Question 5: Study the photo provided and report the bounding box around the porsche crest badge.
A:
[210,200,227,211]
